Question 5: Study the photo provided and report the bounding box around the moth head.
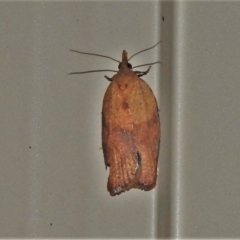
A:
[118,62,132,70]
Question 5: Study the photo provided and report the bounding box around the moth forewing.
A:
[102,65,160,196]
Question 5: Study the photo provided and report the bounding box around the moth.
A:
[70,42,161,196]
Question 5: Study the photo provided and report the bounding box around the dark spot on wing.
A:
[137,151,141,167]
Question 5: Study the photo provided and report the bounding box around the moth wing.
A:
[130,78,160,190]
[102,82,140,196]
[102,74,160,195]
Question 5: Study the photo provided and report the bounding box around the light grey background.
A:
[0,1,165,238]
[1,1,240,239]
[166,2,240,238]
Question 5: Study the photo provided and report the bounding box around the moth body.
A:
[102,51,160,196]
[69,43,161,196]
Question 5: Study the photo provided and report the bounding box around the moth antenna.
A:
[69,50,121,63]
[69,69,118,75]
[132,61,161,69]
[128,40,161,61]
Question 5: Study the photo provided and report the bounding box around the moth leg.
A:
[104,75,112,81]
[134,66,151,77]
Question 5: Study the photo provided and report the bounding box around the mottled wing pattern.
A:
[102,81,140,195]
[102,73,160,196]
[131,78,160,190]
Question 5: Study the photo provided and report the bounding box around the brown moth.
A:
[70,42,161,196]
